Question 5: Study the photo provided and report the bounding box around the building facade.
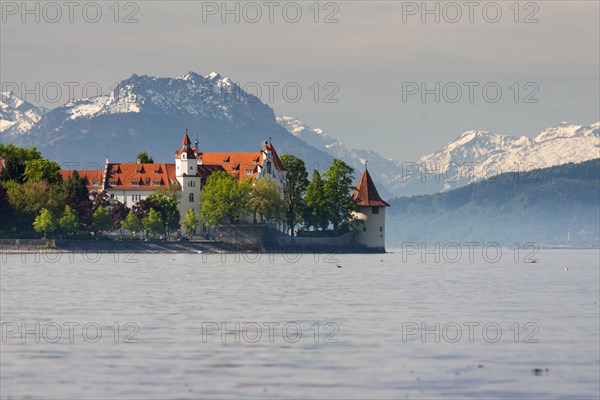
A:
[351,168,390,250]
[61,132,287,234]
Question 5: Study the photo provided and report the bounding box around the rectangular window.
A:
[153,182,161,186]
[246,170,253,175]
[145,178,151,185]
[372,206,379,214]
[131,182,139,186]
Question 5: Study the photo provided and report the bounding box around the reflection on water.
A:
[1,249,599,399]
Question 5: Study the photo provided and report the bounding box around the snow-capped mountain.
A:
[277,115,400,199]
[0,92,47,137]
[2,72,597,199]
[0,72,333,170]
[390,122,600,195]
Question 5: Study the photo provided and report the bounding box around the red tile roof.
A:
[264,143,285,171]
[198,152,263,181]
[352,169,390,207]
[60,170,104,190]
[58,140,285,190]
[105,163,178,190]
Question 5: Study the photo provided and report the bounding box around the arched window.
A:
[267,161,272,174]
[189,193,194,202]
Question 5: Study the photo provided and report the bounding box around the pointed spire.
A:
[182,129,191,147]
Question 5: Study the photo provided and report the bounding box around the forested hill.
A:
[386,159,600,246]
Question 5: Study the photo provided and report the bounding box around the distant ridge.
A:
[1,74,598,197]
[386,159,600,246]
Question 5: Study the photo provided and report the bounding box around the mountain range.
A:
[1,71,598,198]
[386,159,600,246]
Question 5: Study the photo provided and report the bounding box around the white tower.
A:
[351,166,390,251]
[175,130,201,235]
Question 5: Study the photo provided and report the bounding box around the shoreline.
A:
[0,239,387,254]
[0,239,596,254]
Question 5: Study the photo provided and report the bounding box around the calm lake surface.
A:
[1,249,599,399]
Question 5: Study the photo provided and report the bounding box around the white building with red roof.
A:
[61,131,286,235]
[351,167,390,250]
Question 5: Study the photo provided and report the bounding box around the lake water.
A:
[1,249,599,399]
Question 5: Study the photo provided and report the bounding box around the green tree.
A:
[200,171,249,227]
[0,183,16,235]
[147,192,180,234]
[0,144,42,183]
[59,205,79,236]
[33,208,57,239]
[181,208,198,235]
[121,210,143,237]
[4,180,64,216]
[323,159,357,235]
[142,208,163,237]
[111,202,130,235]
[64,170,92,230]
[92,206,112,234]
[304,170,329,230]
[280,154,309,235]
[245,176,285,223]
[23,159,62,184]
[64,170,89,205]
[136,151,154,164]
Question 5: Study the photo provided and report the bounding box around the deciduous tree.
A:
[245,176,285,223]
[280,154,309,235]
[181,208,198,235]
[92,206,112,234]
[323,159,357,235]
[23,159,62,184]
[33,208,57,239]
[121,210,143,237]
[136,151,154,164]
[142,208,163,237]
[304,170,329,231]
[59,205,79,236]
[200,171,248,227]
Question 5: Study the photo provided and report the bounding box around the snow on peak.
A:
[397,122,600,195]
[534,122,598,143]
[0,92,47,134]
[180,71,205,82]
[206,71,222,81]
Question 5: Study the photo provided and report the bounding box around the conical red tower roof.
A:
[182,132,191,146]
[352,169,390,207]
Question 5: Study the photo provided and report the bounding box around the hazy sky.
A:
[1,1,599,161]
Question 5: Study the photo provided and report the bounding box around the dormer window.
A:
[246,169,254,175]
[145,178,151,185]
[92,181,100,186]
[131,181,139,186]
[153,181,161,186]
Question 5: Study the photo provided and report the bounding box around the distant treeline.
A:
[386,159,600,246]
